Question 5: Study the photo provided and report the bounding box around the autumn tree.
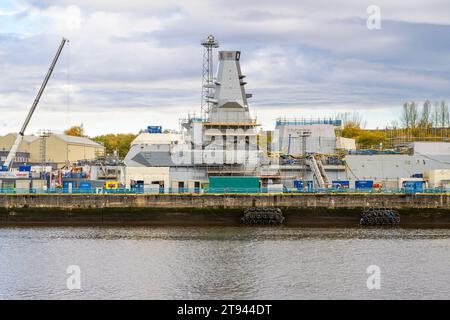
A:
[357,131,386,148]
[92,133,137,158]
[336,112,363,139]
[64,124,86,137]
[341,123,362,139]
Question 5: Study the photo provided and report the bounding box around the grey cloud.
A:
[1,1,450,135]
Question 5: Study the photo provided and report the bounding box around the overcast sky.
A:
[1,0,450,136]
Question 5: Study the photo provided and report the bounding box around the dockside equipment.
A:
[1,38,68,172]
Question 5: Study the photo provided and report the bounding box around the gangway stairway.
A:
[308,155,331,188]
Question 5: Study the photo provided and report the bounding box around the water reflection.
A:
[0,226,449,299]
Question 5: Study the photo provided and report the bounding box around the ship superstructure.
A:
[125,44,262,191]
[124,36,450,192]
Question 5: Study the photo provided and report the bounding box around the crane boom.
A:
[2,38,68,171]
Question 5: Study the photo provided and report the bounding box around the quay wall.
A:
[0,193,449,227]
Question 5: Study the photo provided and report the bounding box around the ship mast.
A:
[200,35,219,120]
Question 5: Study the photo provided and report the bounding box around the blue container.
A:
[294,180,314,191]
[147,126,162,134]
[332,180,350,189]
[131,180,144,193]
[355,180,373,190]
[79,182,91,189]
[411,173,423,178]
[19,166,31,172]
[63,181,74,189]
[403,181,424,194]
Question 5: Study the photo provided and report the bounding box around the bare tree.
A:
[439,101,449,128]
[336,111,366,128]
[411,102,419,128]
[432,101,440,128]
[401,102,419,129]
[401,102,410,129]
[419,100,432,128]
[390,120,399,130]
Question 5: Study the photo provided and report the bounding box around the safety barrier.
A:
[0,187,449,195]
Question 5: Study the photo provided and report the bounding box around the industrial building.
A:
[0,133,105,168]
[0,134,38,155]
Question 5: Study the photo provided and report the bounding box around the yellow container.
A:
[105,181,119,189]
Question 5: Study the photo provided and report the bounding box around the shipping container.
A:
[32,179,47,191]
[145,184,161,194]
[382,180,398,190]
[373,183,382,190]
[331,180,349,189]
[105,181,119,189]
[16,180,31,194]
[355,180,373,190]
[147,126,162,134]
[131,180,144,190]
[1,180,15,190]
[64,172,87,179]
[266,184,284,194]
[63,181,74,189]
[209,176,260,193]
[294,180,314,191]
[19,166,31,172]
[402,181,425,194]
[79,182,92,189]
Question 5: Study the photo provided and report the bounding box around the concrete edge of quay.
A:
[0,193,450,227]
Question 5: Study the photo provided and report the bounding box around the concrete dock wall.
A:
[1,193,449,209]
[0,193,449,227]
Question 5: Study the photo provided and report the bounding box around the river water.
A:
[0,226,449,299]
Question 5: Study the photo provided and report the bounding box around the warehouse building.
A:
[0,133,105,168]
[0,134,38,154]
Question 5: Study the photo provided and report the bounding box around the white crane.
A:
[1,38,68,172]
